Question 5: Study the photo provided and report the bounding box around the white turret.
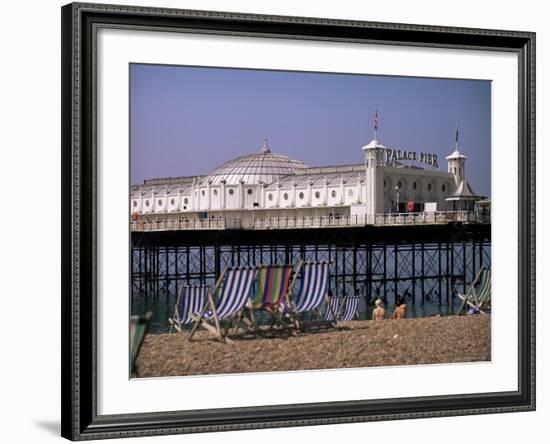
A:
[362,110,385,216]
[446,123,467,188]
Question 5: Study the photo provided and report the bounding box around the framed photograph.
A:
[61,2,535,440]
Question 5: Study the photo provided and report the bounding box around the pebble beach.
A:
[135,315,491,378]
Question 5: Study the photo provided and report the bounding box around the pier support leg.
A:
[393,244,398,306]
[421,243,425,305]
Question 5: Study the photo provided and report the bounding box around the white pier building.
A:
[131,120,487,231]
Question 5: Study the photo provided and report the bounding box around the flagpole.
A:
[455,120,459,150]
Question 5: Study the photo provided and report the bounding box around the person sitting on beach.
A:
[392,296,407,319]
[372,299,386,320]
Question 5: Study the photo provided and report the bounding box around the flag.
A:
[455,124,459,143]
[374,110,379,131]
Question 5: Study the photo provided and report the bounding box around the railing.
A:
[373,211,476,225]
[131,217,226,232]
[131,210,489,232]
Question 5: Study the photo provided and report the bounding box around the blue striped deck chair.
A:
[322,296,340,321]
[188,266,258,342]
[294,262,331,313]
[286,261,334,331]
[341,296,360,321]
[169,285,208,333]
[457,267,491,315]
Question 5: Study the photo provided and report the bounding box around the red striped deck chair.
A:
[253,265,292,309]
[240,264,293,333]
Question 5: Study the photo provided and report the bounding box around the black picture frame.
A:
[61,2,536,440]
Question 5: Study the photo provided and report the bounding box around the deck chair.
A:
[188,266,257,343]
[456,267,491,315]
[286,261,334,331]
[243,264,294,333]
[130,311,153,377]
[322,296,341,321]
[168,285,207,333]
[341,296,360,321]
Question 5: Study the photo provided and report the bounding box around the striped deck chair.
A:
[287,261,333,331]
[169,285,207,333]
[188,266,257,342]
[341,296,360,321]
[130,311,153,377]
[253,265,293,310]
[242,265,293,332]
[456,267,491,315]
[322,297,340,321]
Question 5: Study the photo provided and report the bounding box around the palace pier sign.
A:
[385,148,439,168]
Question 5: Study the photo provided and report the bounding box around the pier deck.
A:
[131,210,489,233]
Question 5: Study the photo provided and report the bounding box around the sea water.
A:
[131,289,465,335]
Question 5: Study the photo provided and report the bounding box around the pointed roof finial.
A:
[261,138,271,154]
[374,109,379,140]
[446,121,467,160]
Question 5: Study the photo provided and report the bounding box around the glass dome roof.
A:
[203,141,307,186]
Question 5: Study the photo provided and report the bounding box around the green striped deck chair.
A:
[130,311,153,377]
[241,264,294,333]
[456,267,491,315]
[252,265,293,310]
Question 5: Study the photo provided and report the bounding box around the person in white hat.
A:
[372,298,386,321]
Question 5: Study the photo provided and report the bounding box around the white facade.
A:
[131,138,473,222]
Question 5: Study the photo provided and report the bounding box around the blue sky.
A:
[130,64,491,197]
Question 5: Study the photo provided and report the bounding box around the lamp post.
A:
[395,185,400,213]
